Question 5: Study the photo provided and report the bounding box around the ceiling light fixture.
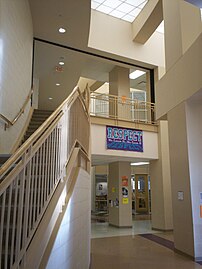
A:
[59,61,65,65]
[58,27,66,33]
[129,70,146,79]
[49,97,53,100]
[131,162,149,166]
[56,83,60,86]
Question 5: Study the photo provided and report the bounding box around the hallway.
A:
[90,217,202,269]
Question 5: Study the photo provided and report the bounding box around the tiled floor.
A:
[90,217,202,269]
[91,220,160,239]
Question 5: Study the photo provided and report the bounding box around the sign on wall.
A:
[106,125,143,152]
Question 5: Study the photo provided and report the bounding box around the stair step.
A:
[33,110,53,116]
[0,154,11,166]
[22,109,53,143]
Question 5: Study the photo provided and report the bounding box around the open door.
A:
[135,174,149,213]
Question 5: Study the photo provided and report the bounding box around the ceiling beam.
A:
[132,0,163,44]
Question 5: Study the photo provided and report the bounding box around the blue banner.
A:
[106,125,143,152]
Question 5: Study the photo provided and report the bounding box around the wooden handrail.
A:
[0,86,81,177]
[0,87,34,128]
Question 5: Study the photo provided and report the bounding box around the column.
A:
[108,162,132,227]
[150,120,173,231]
[91,167,96,212]
[167,98,202,260]
[109,66,130,120]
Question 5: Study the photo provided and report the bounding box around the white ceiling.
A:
[92,154,151,165]
[29,0,91,110]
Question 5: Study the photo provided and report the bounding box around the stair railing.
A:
[0,86,90,269]
[0,88,34,130]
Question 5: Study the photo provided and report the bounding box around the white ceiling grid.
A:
[91,0,148,22]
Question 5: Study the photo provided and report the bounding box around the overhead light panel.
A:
[131,162,149,166]
[59,61,65,65]
[129,70,146,79]
[49,97,53,100]
[56,83,60,86]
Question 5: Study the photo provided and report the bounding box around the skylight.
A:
[91,0,148,23]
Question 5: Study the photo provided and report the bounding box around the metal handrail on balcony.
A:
[90,91,156,125]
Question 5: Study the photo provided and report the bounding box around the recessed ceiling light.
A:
[131,162,149,166]
[129,70,146,79]
[49,97,53,100]
[59,61,65,65]
[58,27,66,33]
[56,83,60,86]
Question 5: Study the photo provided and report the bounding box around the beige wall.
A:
[156,32,202,120]
[180,1,202,54]
[91,124,158,160]
[89,10,165,68]
[0,0,33,153]
[162,0,183,70]
[157,1,202,119]
[95,165,108,175]
[131,165,149,175]
[46,169,91,269]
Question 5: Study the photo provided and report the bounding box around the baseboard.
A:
[109,223,132,228]
[174,247,195,261]
[152,227,173,232]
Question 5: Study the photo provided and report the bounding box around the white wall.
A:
[0,0,33,153]
[89,10,165,68]
[91,124,158,160]
[46,168,91,269]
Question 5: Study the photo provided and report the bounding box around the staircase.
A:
[0,86,90,269]
[23,109,53,142]
[0,155,11,168]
